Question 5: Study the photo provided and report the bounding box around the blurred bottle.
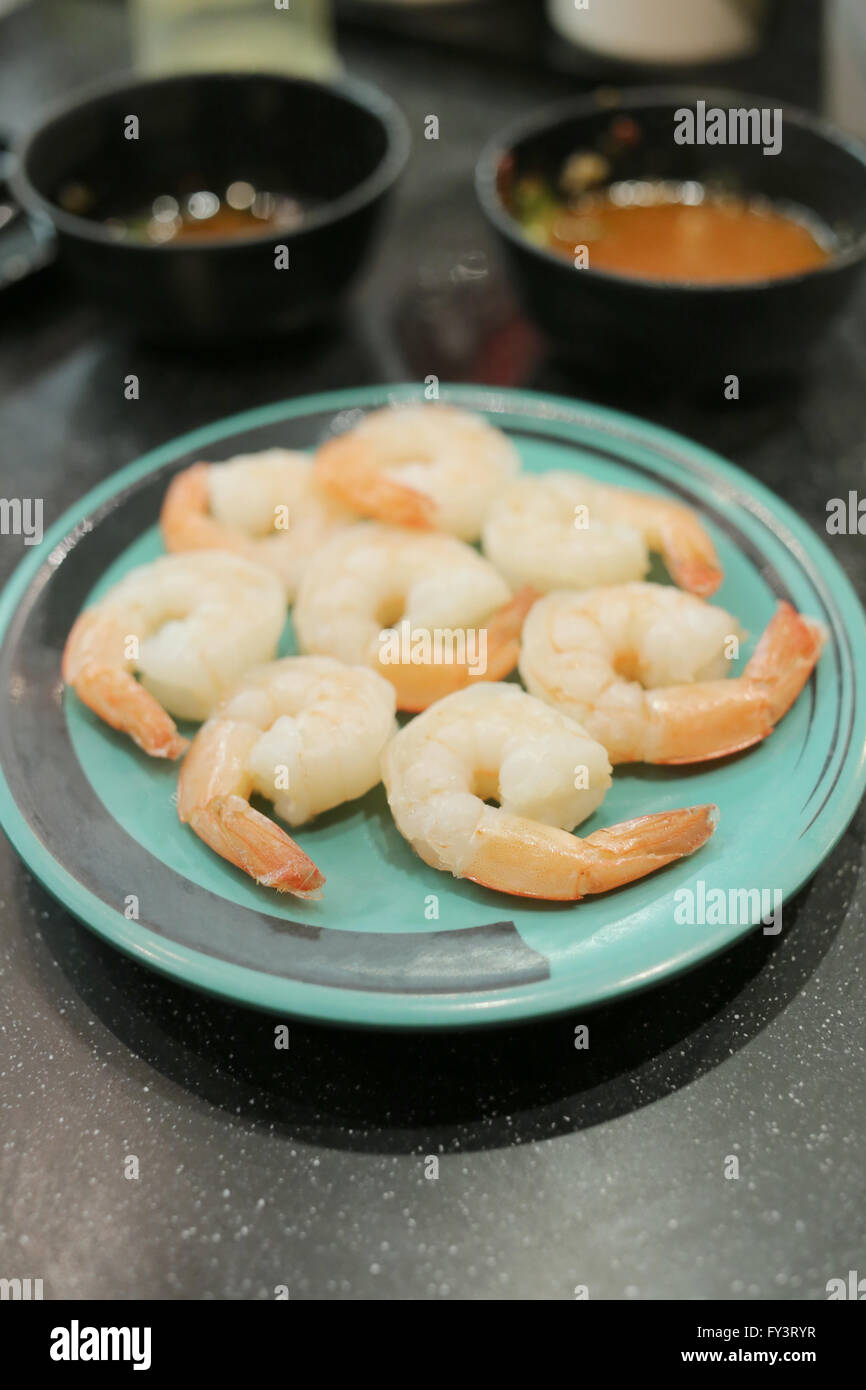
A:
[131,0,340,80]
[547,0,767,66]
[825,0,866,142]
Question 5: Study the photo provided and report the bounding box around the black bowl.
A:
[12,71,409,340]
[477,87,866,382]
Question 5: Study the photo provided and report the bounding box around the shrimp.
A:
[481,472,723,596]
[293,522,538,711]
[178,656,397,896]
[381,684,718,900]
[62,552,286,758]
[519,583,826,764]
[160,448,354,599]
[313,404,521,541]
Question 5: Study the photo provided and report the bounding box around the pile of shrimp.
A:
[62,402,826,902]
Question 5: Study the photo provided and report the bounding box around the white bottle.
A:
[130,0,339,80]
[825,0,866,142]
[547,0,766,67]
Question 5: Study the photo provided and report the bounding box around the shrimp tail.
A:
[314,435,435,529]
[62,611,188,759]
[379,586,539,713]
[69,665,188,760]
[578,804,719,888]
[464,803,718,900]
[742,601,827,721]
[647,603,826,765]
[186,793,325,899]
[161,462,243,555]
[484,585,539,672]
[658,511,724,597]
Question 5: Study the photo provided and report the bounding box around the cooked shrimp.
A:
[313,404,521,540]
[178,656,397,896]
[519,583,826,764]
[482,472,723,596]
[381,684,717,900]
[160,449,354,599]
[62,552,286,758]
[293,522,537,711]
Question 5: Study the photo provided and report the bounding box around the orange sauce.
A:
[103,185,309,246]
[545,192,832,284]
[158,204,290,243]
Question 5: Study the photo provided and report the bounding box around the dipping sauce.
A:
[95,181,311,245]
[511,176,833,285]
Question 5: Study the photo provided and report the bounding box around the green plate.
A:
[0,384,864,1028]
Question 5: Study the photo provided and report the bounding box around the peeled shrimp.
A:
[519,583,826,764]
[62,552,286,758]
[160,448,354,599]
[313,404,521,541]
[481,472,723,596]
[293,522,537,711]
[381,684,718,900]
[178,656,397,896]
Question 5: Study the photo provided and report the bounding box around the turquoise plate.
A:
[1,384,864,1028]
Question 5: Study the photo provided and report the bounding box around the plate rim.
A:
[1,381,864,1029]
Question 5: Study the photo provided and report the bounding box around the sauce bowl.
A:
[13,71,410,341]
[476,87,866,382]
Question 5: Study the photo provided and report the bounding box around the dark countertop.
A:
[0,0,863,1300]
